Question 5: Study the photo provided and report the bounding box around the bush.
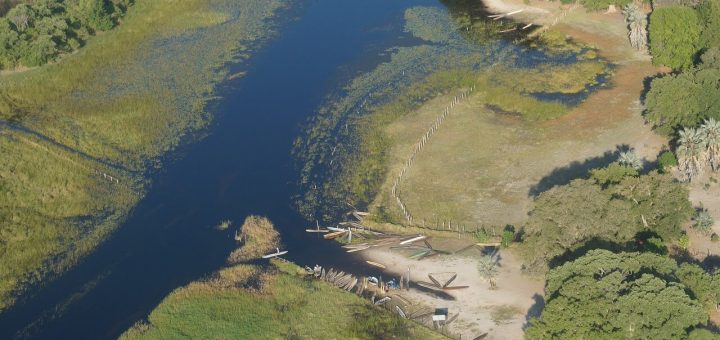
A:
[649,6,702,69]
[693,209,715,233]
[580,0,632,11]
[679,233,690,250]
[501,228,514,248]
[658,150,678,173]
[711,233,719,242]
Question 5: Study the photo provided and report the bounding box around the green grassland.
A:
[0,0,288,311]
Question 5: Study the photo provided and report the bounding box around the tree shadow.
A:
[522,294,545,331]
[701,255,720,272]
[528,145,630,197]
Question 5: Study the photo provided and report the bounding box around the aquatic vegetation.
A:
[0,0,287,311]
[227,216,280,264]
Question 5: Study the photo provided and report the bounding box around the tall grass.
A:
[0,0,287,311]
[227,216,280,264]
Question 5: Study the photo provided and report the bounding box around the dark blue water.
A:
[0,1,437,338]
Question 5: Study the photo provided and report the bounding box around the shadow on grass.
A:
[528,144,630,197]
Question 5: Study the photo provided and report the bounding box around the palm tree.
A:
[700,118,720,171]
[477,251,500,289]
[623,4,647,50]
[618,150,643,170]
[677,127,708,181]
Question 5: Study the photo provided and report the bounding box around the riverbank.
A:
[0,0,289,312]
[121,218,444,339]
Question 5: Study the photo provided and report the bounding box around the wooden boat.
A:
[324,230,347,240]
[400,235,426,245]
[346,245,370,253]
[415,281,438,290]
[366,260,386,269]
[262,248,288,259]
[305,228,329,233]
[374,297,391,305]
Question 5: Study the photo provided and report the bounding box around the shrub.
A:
[658,150,678,172]
[711,233,719,242]
[679,233,690,250]
[501,229,514,248]
[693,209,714,233]
[579,0,632,11]
[649,6,702,69]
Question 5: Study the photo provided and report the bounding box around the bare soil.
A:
[360,240,543,340]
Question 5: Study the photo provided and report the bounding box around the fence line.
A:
[391,86,475,225]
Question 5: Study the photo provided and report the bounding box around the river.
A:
[0,0,444,338]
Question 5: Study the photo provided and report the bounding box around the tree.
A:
[623,3,648,50]
[618,150,643,170]
[590,162,638,186]
[520,171,692,270]
[526,250,708,339]
[698,0,720,51]
[477,251,500,289]
[700,118,720,171]
[677,127,708,181]
[644,51,720,134]
[649,6,702,69]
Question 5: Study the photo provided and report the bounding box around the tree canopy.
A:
[0,0,133,69]
[644,49,720,134]
[698,0,720,52]
[520,170,693,269]
[526,250,710,339]
[649,6,702,69]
